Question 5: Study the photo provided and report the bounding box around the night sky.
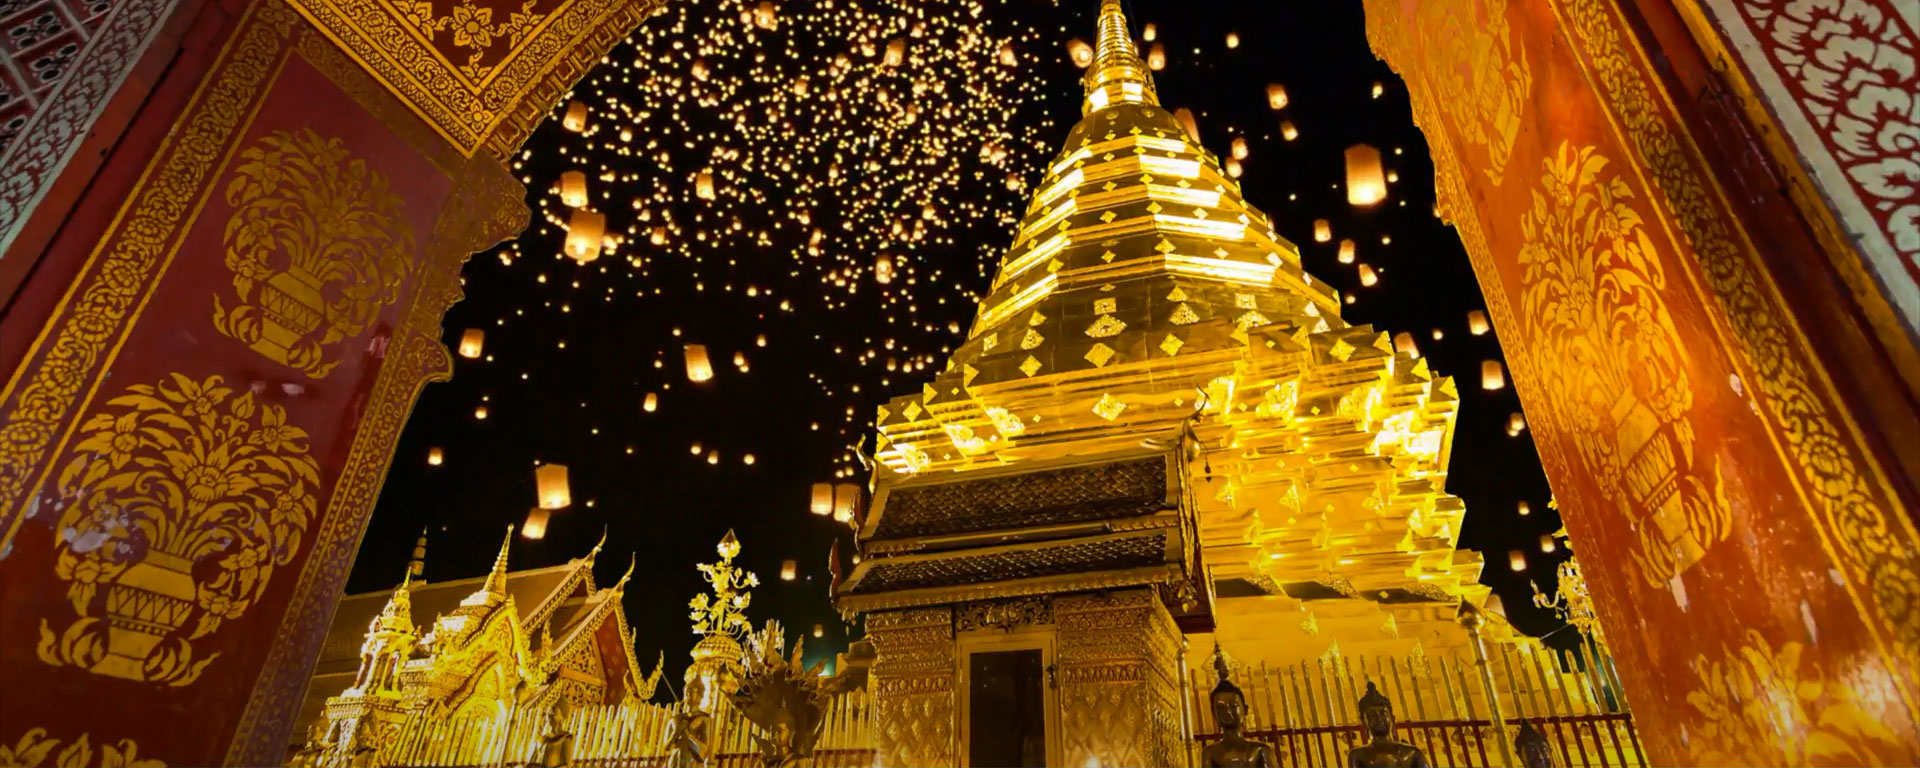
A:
[349,0,1571,691]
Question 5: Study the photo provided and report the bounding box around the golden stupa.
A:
[836,9,1488,757]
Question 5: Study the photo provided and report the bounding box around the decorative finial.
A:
[1081,0,1158,114]
[408,526,429,579]
[590,525,609,557]
[1208,643,1242,697]
[485,524,514,596]
[615,552,637,589]
[718,529,741,560]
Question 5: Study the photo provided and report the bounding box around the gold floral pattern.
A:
[37,373,319,685]
[213,128,414,378]
[1516,142,1730,585]
[400,0,547,81]
[0,729,164,768]
[1684,630,1900,765]
[1418,0,1531,185]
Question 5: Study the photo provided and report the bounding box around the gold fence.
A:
[1189,637,1646,768]
[370,687,874,767]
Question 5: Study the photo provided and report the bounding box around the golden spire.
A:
[483,524,513,597]
[408,526,428,579]
[1081,0,1157,114]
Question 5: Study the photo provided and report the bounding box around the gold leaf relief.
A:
[1419,0,1531,185]
[1516,142,1728,585]
[213,128,415,379]
[1684,630,1900,766]
[39,372,320,685]
[0,729,164,768]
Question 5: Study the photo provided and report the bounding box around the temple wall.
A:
[1362,0,1920,763]
[866,607,958,768]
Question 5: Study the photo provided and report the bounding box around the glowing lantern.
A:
[1068,38,1093,67]
[1481,360,1507,391]
[743,454,756,466]
[812,624,824,638]
[707,452,720,465]
[474,405,489,420]
[810,483,833,515]
[691,443,703,455]
[752,1,776,29]
[755,334,767,347]
[1230,137,1249,160]
[1147,43,1165,71]
[1372,81,1384,98]
[998,43,1017,66]
[428,447,444,466]
[1393,332,1418,358]
[458,329,485,359]
[1337,239,1355,263]
[1281,121,1299,141]
[1174,108,1201,142]
[733,351,749,371]
[1518,501,1532,516]
[1225,31,1240,49]
[884,38,905,67]
[565,209,605,263]
[1540,535,1557,554]
[1468,310,1491,335]
[1266,84,1288,110]
[780,559,797,581]
[1345,144,1387,206]
[1507,412,1527,436]
[643,392,658,412]
[1358,264,1378,287]
[1431,328,1445,341]
[562,101,588,132]
[684,344,713,382]
[522,509,550,540]
[559,171,588,208]
[691,59,708,80]
[535,463,571,509]
[875,255,894,284]
[695,171,716,200]
[1224,158,1242,178]
[1313,219,1331,242]
[1143,22,1156,41]
[1508,550,1526,572]
[832,483,859,523]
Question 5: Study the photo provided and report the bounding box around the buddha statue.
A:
[1200,645,1277,767]
[538,699,576,768]
[1515,720,1555,768]
[1347,682,1429,768]
[664,677,714,768]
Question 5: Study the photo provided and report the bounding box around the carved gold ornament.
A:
[0,729,164,768]
[1516,142,1729,585]
[1684,630,1900,765]
[213,128,414,378]
[399,0,547,81]
[38,373,320,685]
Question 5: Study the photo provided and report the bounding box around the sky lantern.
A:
[1345,143,1387,206]
[1337,238,1355,263]
[1507,412,1527,436]
[1540,534,1557,554]
[875,254,895,284]
[1468,310,1491,335]
[734,351,749,372]
[564,209,605,263]
[1481,360,1507,391]
[1358,263,1378,287]
[1147,43,1165,70]
[535,463,571,509]
[1313,219,1331,242]
[1508,550,1526,572]
[812,624,824,638]
[998,42,1017,66]
[1224,157,1242,179]
[1266,84,1288,109]
[832,483,859,523]
[1230,137,1249,160]
[559,170,588,208]
[695,170,716,200]
[752,0,775,29]
[1393,332,1418,358]
[474,405,488,420]
[522,509,549,540]
[458,329,485,359]
[562,101,588,132]
[884,38,906,67]
[643,392,658,412]
[1225,31,1240,49]
[1372,80,1385,98]
[1067,38,1092,67]
[684,344,714,382]
[780,559,798,581]
[1281,121,1299,141]
[1143,22,1156,41]
[427,447,444,466]
[1518,500,1532,516]
[810,483,833,515]
[1173,108,1200,142]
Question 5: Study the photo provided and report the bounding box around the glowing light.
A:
[684,344,714,382]
[1540,535,1557,554]
[1313,219,1331,242]
[1518,501,1532,516]
[562,101,588,132]
[1281,120,1299,141]
[1068,38,1093,67]
[1481,360,1507,391]
[643,392,658,412]
[564,209,605,263]
[458,329,484,359]
[559,171,588,207]
[810,483,833,515]
[1509,550,1527,572]
[427,447,444,466]
[1468,310,1491,335]
[1358,264,1378,287]
[1507,412,1527,436]
[1393,332,1418,358]
[1225,32,1240,49]
[1337,238,1355,263]
[522,508,550,540]
[1266,84,1288,109]
[1345,143,1386,206]
[780,559,797,581]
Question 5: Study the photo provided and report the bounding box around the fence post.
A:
[1459,602,1516,768]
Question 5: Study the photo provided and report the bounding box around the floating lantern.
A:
[522,509,550,540]
[1393,332,1418,358]
[1224,158,1243,178]
[428,447,444,466]
[743,453,756,466]
[1148,43,1165,71]
[691,443,703,455]
[832,483,859,523]
[1468,310,1491,335]
[752,0,776,29]
[755,334,767,348]
[1372,81,1385,98]
[1143,22,1156,41]
[684,344,714,382]
[1358,264,1378,287]
[565,209,606,263]
[695,170,716,200]
[535,463,571,510]
[1225,31,1240,49]
[733,351,749,372]
[1518,501,1532,516]
[1173,108,1201,142]
[1337,239,1355,263]
[707,452,720,465]
[474,405,489,420]
[810,483,833,515]
[559,171,588,208]
[812,624,824,638]
[875,254,894,284]
[562,101,588,132]
[1507,412,1527,436]
[1481,360,1507,391]
[1230,137,1249,160]
[1540,535,1557,554]
[458,329,484,359]
[1431,328,1445,341]
[884,38,905,67]
[1313,219,1331,242]
[1068,38,1093,67]
[780,559,798,581]
[1266,84,1288,110]
[643,392,658,412]
[998,43,1017,66]
[1281,121,1299,141]
[1345,144,1386,206]
[1508,550,1526,572]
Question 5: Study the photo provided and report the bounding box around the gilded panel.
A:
[0,728,165,767]
[1054,590,1182,768]
[867,608,956,768]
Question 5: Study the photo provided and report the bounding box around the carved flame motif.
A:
[39,373,319,685]
[213,128,413,378]
[1516,142,1728,585]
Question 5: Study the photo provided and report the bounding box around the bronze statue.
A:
[1200,645,1277,767]
[664,677,715,768]
[1347,681,1430,768]
[731,621,858,768]
[538,699,576,768]
[1515,720,1555,768]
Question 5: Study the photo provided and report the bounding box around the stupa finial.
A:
[1082,0,1158,114]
